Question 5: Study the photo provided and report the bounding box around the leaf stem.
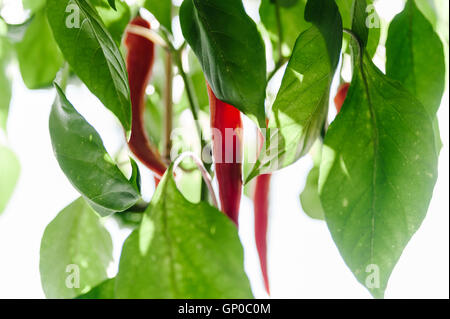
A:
[343,28,362,60]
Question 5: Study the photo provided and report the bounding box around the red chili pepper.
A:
[125,17,166,178]
[334,82,350,113]
[207,84,243,225]
[254,173,272,294]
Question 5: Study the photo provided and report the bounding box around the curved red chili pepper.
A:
[334,82,350,113]
[254,173,272,295]
[125,17,167,178]
[207,84,243,225]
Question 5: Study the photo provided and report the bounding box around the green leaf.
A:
[115,165,253,298]
[75,278,115,299]
[40,197,113,299]
[180,0,267,127]
[16,10,64,89]
[47,0,132,132]
[22,0,46,13]
[144,0,172,33]
[319,53,438,298]
[259,0,310,58]
[386,0,445,116]
[0,145,20,214]
[49,85,140,216]
[247,0,342,180]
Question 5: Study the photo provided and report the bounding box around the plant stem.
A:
[274,0,283,62]
[172,50,212,201]
[267,1,288,83]
[163,51,173,165]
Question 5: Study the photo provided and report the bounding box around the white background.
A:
[0,0,448,298]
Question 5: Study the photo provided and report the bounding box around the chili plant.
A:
[0,0,447,299]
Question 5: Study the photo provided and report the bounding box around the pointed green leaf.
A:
[16,10,64,89]
[0,146,20,214]
[319,54,438,298]
[49,85,140,216]
[180,0,267,127]
[247,0,342,179]
[115,165,253,298]
[40,197,113,298]
[47,0,131,131]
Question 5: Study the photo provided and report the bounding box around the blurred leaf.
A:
[0,145,20,214]
[144,0,172,32]
[259,0,310,59]
[0,62,10,131]
[16,10,64,89]
[22,0,46,13]
[0,28,12,131]
[300,166,324,220]
[115,165,253,298]
[49,85,140,216]
[188,50,208,111]
[40,197,113,298]
[300,141,324,220]
[47,0,132,131]
[4,16,34,43]
[180,0,267,127]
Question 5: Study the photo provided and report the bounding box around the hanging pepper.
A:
[207,84,243,225]
[125,16,166,178]
[253,120,271,294]
[334,82,350,113]
[254,173,272,294]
